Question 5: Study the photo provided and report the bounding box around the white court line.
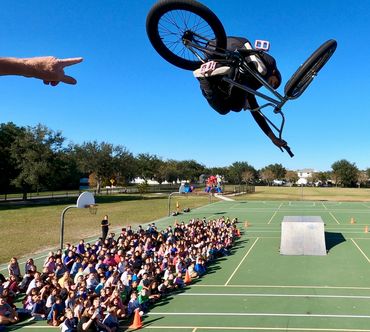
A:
[192,284,370,290]
[147,312,370,319]
[228,209,370,214]
[179,293,370,300]
[20,325,370,331]
[329,212,340,224]
[224,238,259,286]
[134,326,370,332]
[351,239,370,263]
[267,203,283,224]
[322,202,328,210]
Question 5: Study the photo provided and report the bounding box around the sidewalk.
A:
[214,193,235,201]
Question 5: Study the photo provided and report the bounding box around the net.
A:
[86,204,98,215]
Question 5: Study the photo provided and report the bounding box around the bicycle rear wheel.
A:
[284,39,337,99]
[146,0,227,71]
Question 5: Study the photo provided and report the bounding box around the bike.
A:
[146,0,337,157]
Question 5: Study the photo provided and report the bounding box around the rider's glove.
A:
[271,137,287,148]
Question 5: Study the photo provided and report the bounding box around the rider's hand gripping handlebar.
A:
[282,145,294,158]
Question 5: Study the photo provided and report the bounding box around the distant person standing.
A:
[101,215,110,242]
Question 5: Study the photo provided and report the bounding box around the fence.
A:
[0,184,255,202]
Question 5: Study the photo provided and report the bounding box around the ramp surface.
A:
[280,216,326,256]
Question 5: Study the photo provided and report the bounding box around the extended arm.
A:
[0,56,83,85]
[247,94,292,155]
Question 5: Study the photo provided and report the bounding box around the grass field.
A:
[1,186,370,264]
[236,186,370,202]
[3,199,370,331]
[0,193,211,264]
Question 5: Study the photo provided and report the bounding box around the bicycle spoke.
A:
[158,9,217,62]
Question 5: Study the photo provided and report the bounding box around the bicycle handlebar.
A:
[282,145,294,158]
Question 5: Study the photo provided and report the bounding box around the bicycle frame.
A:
[184,37,290,141]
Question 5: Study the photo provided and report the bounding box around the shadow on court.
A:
[325,231,346,252]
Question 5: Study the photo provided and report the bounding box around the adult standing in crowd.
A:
[101,215,110,242]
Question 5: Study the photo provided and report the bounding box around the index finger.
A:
[59,57,84,67]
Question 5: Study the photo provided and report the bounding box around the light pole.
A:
[60,192,96,250]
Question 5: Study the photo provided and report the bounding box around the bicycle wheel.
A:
[146,0,227,71]
[284,39,337,99]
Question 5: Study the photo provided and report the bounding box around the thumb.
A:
[61,75,77,85]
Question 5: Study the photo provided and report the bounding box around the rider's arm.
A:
[247,94,287,148]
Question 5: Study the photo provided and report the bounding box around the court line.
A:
[329,212,340,224]
[19,325,370,331]
[267,203,283,224]
[179,293,370,300]
[224,238,259,286]
[322,202,328,210]
[229,207,370,212]
[351,239,370,263]
[192,284,370,290]
[147,312,370,319]
[139,325,370,332]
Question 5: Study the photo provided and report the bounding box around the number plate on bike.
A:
[254,40,270,51]
[200,61,217,74]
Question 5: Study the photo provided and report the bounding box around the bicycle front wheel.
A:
[284,39,337,99]
[146,0,227,71]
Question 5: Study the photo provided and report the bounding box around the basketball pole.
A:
[60,205,77,251]
[60,192,96,251]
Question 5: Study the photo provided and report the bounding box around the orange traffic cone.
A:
[350,217,356,224]
[365,226,368,233]
[184,269,192,284]
[129,308,143,329]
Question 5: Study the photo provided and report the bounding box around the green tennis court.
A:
[8,200,370,331]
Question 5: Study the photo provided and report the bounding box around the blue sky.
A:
[1,0,370,172]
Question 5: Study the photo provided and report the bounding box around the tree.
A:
[268,163,286,180]
[316,171,330,185]
[260,168,274,185]
[227,162,257,184]
[157,160,180,184]
[357,171,368,188]
[10,124,64,199]
[135,153,163,182]
[0,122,25,194]
[285,170,299,185]
[51,145,81,190]
[73,141,117,193]
[206,166,229,178]
[176,160,205,182]
[242,169,255,184]
[137,181,149,197]
[113,146,136,186]
[331,159,359,187]
[366,168,370,181]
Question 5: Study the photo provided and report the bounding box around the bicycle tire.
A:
[284,39,337,99]
[146,0,227,70]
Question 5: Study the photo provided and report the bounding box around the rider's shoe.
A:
[193,65,231,78]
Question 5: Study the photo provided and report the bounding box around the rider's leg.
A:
[196,76,231,115]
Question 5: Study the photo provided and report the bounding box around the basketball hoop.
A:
[86,204,98,215]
